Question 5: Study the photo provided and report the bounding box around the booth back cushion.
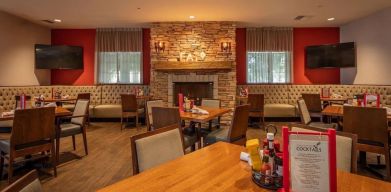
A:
[101,85,149,104]
[0,86,52,110]
[52,86,101,105]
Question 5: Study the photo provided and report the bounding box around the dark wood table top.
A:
[43,98,77,103]
[322,105,391,120]
[0,107,72,122]
[97,142,391,192]
[180,106,231,123]
[321,97,349,102]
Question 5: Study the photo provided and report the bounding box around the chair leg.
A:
[136,115,139,130]
[56,138,60,163]
[7,156,13,183]
[0,152,4,180]
[82,129,88,156]
[51,143,57,177]
[385,148,391,181]
[121,114,124,131]
[72,135,76,151]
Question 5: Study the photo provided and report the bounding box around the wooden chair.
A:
[130,124,185,175]
[297,99,336,129]
[204,104,250,146]
[301,93,323,121]
[14,95,32,109]
[57,99,89,162]
[289,123,358,173]
[247,94,265,128]
[145,100,164,131]
[120,94,143,130]
[201,99,221,130]
[0,170,42,192]
[0,107,57,183]
[343,106,390,180]
[151,107,197,151]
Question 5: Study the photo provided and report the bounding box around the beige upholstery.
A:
[291,127,353,172]
[93,105,144,118]
[135,128,184,172]
[19,178,43,192]
[52,86,101,105]
[0,106,12,128]
[101,85,149,104]
[297,100,312,124]
[71,100,89,125]
[146,100,164,126]
[264,104,297,117]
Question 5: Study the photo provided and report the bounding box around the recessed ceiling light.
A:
[189,16,195,19]
[327,17,335,21]
[53,19,62,23]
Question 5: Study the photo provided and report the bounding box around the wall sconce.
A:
[154,41,165,53]
[221,42,231,53]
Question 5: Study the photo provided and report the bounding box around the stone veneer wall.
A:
[149,22,237,127]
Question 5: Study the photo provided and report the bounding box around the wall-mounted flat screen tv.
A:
[35,44,83,69]
[305,42,356,68]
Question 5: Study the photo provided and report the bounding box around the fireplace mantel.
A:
[152,61,233,72]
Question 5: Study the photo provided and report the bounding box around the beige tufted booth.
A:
[0,85,150,119]
[93,85,150,118]
[238,84,391,118]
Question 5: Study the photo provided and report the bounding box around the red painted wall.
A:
[51,29,96,85]
[293,28,340,84]
[236,28,247,85]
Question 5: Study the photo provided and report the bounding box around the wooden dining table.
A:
[322,105,391,121]
[97,142,391,192]
[0,107,72,122]
[180,106,231,148]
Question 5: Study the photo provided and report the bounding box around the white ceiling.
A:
[0,0,390,28]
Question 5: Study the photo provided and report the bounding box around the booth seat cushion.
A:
[63,104,95,115]
[93,105,144,118]
[264,104,297,117]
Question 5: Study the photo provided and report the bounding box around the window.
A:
[98,52,142,84]
[247,51,291,83]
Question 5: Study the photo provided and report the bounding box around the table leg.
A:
[197,122,202,149]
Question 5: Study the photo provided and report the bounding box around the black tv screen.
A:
[305,42,356,68]
[35,44,83,69]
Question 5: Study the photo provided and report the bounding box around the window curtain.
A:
[96,28,142,84]
[246,28,293,83]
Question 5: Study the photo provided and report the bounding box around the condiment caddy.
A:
[246,124,283,190]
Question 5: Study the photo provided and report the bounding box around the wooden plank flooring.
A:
[0,122,387,191]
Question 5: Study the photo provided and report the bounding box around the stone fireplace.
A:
[149,21,237,127]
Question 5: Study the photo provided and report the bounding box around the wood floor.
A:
[0,122,387,191]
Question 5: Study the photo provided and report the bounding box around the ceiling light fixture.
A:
[53,19,62,23]
[327,17,335,21]
[189,16,195,19]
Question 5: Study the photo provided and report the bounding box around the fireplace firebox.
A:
[173,82,213,106]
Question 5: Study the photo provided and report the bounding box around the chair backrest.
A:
[151,107,181,130]
[247,94,264,112]
[290,124,358,173]
[297,99,312,125]
[343,106,388,146]
[146,100,164,130]
[71,99,89,126]
[228,105,250,143]
[130,124,185,175]
[11,107,55,149]
[15,95,32,109]
[301,93,322,112]
[1,170,42,192]
[77,93,91,100]
[120,94,138,112]
[201,99,221,108]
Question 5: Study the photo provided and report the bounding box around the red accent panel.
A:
[236,28,246,85]
[293,28,340,84]
[142,28,151,85]
[51,29,96,85]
